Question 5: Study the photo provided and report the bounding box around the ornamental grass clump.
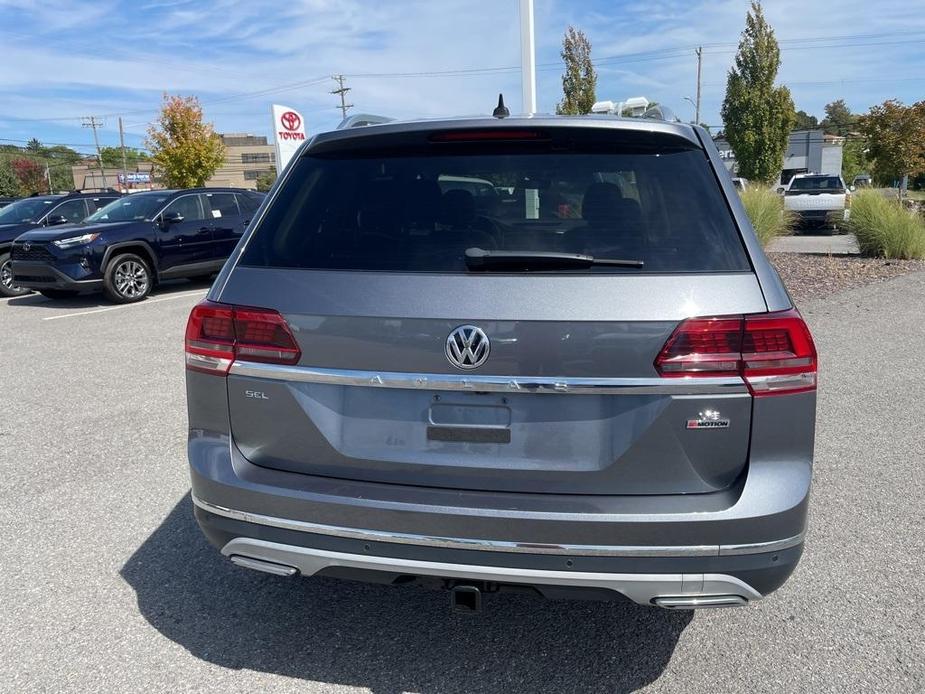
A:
[849,190,925,260]
[740,187,794,247]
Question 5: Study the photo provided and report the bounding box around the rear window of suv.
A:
[788,176,845,192]
[239,131,749,274]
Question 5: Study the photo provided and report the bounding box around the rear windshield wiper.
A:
[465,247,644,271]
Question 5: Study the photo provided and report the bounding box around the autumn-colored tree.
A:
[556,26,597,115]
[146,94,225,188]
[721,1,795,184]
[11,157,46,195]
[859,100,925,192]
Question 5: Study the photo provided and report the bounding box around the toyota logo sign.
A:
[280,111,301,131]
[272,103,307,169]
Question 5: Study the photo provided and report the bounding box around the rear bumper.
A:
[792,209,849,223]
[194,495,803,607]
[10,260,102,290]
[189,431,811,606]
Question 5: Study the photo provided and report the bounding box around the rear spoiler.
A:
[336,114,394,129]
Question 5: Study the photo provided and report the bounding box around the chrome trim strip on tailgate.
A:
[228,361,748,395]
[193,496,804,557]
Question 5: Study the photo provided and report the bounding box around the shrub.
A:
[739,187,794,247]
[849,190,925,259]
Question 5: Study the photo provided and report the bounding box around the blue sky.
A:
[1,0,925,157]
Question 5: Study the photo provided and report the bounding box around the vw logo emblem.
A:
[446,325,490,370]
[22,242,31,252]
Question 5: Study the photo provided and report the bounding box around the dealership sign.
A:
[117,172,151,183]
[271,104,306,172]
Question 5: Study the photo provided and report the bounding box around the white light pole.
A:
[519,0,537,114]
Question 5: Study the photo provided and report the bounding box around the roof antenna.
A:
[492,93,510,119]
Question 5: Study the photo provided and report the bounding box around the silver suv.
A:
[185,112,817,610]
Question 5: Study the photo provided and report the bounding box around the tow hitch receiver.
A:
[450,585,482,614]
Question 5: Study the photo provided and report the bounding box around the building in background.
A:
[206,133,276,190]
[71,160,155,192]
[71,133,277,192]
[713,129,844,185]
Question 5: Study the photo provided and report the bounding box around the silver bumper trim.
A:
[228,360,748,395]
[193,495,804,558]
[221,537,763,607]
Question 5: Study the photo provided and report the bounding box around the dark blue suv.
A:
[11,188,264,303]
[0,191,121,296]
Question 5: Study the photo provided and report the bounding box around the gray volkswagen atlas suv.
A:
[185,112,817,610]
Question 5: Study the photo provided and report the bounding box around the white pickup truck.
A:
[780,174,850,233]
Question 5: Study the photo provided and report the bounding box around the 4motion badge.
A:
[686,410,730,430]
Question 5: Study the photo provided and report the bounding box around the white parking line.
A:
[41,290,207,321]
[0,293,34,302]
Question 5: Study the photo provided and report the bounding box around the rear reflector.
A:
[185,301,300,375]
[655,309,817,396]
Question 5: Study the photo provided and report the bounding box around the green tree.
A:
[145,94,225,188]
[99,146,149,168]
[26,138,43,154]
[255,168,277,192]
[841,138,868,183]
[0,160,19,196]
[859,99,925,192]
[720,1,795,184]
[43,145,81,165]
[794,110,818,129]
[820,99,857,136]
[556,26,597,115]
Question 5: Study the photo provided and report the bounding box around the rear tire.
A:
[39,289,79,300]
[0,252,31,297]
[104,253,152,303]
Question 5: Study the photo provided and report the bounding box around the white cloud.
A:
[1,0,924,143]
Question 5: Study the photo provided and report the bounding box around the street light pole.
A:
[694,46,702,125]
[519,0,536,114]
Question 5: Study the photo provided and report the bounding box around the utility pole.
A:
[81,116,109,189]
[694,46,703,126]
[519,0,537,114]
[118,116,128,193]
[330,75,353,119]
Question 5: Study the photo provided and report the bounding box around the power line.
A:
[1,28,924,128]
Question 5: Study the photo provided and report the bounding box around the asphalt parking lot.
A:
[1,273,923,694]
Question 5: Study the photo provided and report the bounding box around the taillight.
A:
[655,309,816,396]
[185,301,301,375]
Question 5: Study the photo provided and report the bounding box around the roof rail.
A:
[336,113,395,129]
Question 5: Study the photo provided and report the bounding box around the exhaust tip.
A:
[230,554,299,577]
[653,595,748,609]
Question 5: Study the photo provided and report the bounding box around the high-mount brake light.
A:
[185,301,301,375]
[655,309,817,396]
[430,130,544,142]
